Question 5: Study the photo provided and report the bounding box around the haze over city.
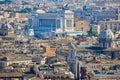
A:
[0,0,120,80]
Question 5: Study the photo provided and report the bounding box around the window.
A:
[66,20,72,27]
[56,20,60,28]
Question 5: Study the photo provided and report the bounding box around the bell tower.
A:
[67,42,78,79]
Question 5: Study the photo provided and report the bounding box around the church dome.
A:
[36,9,46,14]
[99,29,114,39]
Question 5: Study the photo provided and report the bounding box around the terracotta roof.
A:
[104,47,120,51]
[0,72,22,77]
[44,46,56,57]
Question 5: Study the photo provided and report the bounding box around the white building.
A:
[99,20,120,32]
[99,8,120,33]
[29,9,74,37]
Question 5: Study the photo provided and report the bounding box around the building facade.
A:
[29,9,74,38]
[105,0,120,7]
[99,20,120,33]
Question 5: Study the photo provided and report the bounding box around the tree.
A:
[87,27,98,37]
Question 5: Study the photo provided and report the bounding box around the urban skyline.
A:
[0,0,120,80]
